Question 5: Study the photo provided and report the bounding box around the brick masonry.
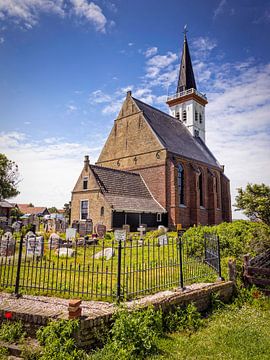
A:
[0,281,234,347]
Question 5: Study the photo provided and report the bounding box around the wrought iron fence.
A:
[0,231,221,301]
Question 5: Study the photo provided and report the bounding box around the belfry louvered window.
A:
[177,164,185,205]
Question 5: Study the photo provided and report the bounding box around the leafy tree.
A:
[48,207,59,214]
[235,183,270,225]
[28,202,34,207]
[63,202,71,217]
[0,153,20,200]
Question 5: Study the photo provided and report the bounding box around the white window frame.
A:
[157,213,162,222]
[80,199,89,221]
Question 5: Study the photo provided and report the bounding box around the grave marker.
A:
[0,232,15,256]
[158,234,168,246]
[95,224,106,238]
[66,227,77,241]
[114,230,126,242]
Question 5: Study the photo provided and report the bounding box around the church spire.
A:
[177,27,197,93]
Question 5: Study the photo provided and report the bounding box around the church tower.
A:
[166,29,208,142]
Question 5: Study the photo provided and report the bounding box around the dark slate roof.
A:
[133,97,221,168]
[90,165,166,213]
[177,34,197,93]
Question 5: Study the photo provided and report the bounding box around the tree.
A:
[235,183,270,225]
[48,207,59,214]
[0,153,20,200]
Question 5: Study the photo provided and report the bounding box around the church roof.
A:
[90,165,166,213]
[133,97,221,168]
[177,34,197,93]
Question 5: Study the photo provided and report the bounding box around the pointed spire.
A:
[177,26,197,93]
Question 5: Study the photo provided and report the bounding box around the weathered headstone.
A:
[58,248,74,258]
[158,225,168,234]
[95,224,106,238]
[137,226,146,242]
[0,232,16,256]
[48,233,62,250]
[26,235,44,257]
[114,230,126,242]
[93,248,114,260]
[122,224,130,234]
[66,227,77,241]
[158,234,168,246]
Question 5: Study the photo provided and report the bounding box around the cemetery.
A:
[0,222,221,302]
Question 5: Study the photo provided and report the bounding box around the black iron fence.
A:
[0,231,221,301]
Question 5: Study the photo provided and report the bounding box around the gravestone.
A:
[66,227,77,241]
[158,225,168,234]
[158,234,168,246]
[48,233,62,250]
[58,248,74,258]
[26,234,44,257]
[12,221,21,232]
[93,248,114,260]
[114,230,126,242]
[122,224,130,234]
[95,224,106,238]
[0,232,16,256]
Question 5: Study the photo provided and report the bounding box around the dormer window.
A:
[83,176,88,190]
[182,110,187,122]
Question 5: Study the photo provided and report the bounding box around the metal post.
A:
[217,235,223,280]
[116,239,122,302]
[178,231,184,289]
[14,234,24,297]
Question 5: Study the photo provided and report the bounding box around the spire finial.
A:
[183,24,188,40]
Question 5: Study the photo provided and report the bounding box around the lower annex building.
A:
[70,33,232,231]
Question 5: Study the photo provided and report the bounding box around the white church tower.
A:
[166,29,208,142]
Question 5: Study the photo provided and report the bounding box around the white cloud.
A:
[70,0,107,33]
[0,0,109,33]
[213,0,227,19]
[0,36,4,44]
[144,46,158,58]
[128,42,134,46]
[0,132,102,207]
[66,104,77,112]
[90,90,111,104]
[192,37,217,58]
[0,0,65,27]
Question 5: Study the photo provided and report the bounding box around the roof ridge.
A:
[91,164,140,176]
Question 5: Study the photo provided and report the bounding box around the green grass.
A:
[0,234,217,301]
[149,303,270,360]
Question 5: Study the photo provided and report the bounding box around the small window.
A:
[195,111,198,121]
[199,114,202,124]
[100,206,104,216]
[83,177,88,190]
[175,112,180,120]
[80,200,89,220]
[157,213,162,222]
[182,110,187,122]
[194,129,199,137]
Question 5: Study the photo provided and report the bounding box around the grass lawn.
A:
[150,303,270,360]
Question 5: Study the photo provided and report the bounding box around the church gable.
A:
[72,156,100,193]
[97,92,165,168]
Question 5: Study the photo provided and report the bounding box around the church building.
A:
[70,33,232,231]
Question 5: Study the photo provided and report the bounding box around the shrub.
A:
[0,321,25,343]
[36,319,88,360]
[98,306,163,360]
[182,220,270,259]
[163,303,203,333]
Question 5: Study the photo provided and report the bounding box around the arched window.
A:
[177,164,185,205]
[100,206,104,216]
[195,111,198,121]
[199,114,202,124]
[198,170,204,207]
[182,110,187,122]
[175,111,180,120]
[215,174,221,209]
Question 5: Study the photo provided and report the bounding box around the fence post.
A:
[14,234,24,297]
[217,235,223,280]
[116,239,122,302]
[178,231,184,289]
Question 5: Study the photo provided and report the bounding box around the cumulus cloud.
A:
[90,89,112,103]
[0,0,109,32]
[70,0,107,33]
[0,131,102,207]
[144,46,158,58]
[192,37,217,58]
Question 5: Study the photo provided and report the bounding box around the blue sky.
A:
[0,0,270,217]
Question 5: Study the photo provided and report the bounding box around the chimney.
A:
[84,155,90,170]
[126,90,132,97]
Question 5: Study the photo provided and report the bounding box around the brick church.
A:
[70,33,232,231]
